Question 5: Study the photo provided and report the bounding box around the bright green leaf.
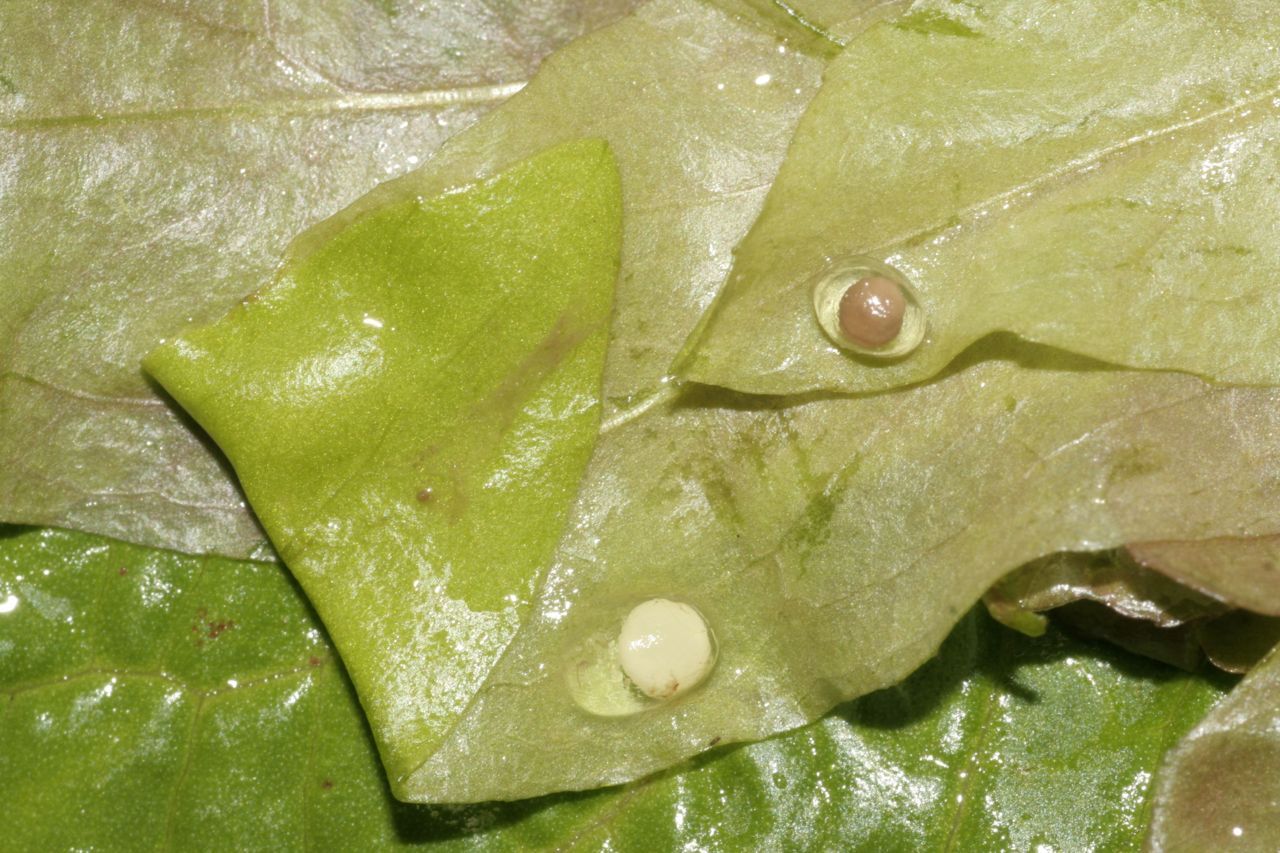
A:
[146,139,622,790]
[0,525,1228,850]
[679,0,1280,394]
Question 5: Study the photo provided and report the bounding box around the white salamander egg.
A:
[617,598,716,700]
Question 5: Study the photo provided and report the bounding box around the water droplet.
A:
[0,594,18,614]
[811,258,926,358]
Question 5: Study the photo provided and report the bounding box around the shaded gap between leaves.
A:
[668,331,1199,415]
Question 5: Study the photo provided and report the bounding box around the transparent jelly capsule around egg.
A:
[564,632,651,717]
[811,258,926,358]
[565,597,717,716]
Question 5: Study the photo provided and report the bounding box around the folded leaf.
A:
[147,140,622,788]
[986,550,1229,633]
[1129,536,1280,616]
[0,0,638,557]
[1051,603,1207,673]
[1195,610,1280,674]
[679,0,1280,393]
[982,548,1275,672]
[0,525,1227,850]
[1148,641,1280,850]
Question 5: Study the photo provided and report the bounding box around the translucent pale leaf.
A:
[0,526,1226,850]
[679,0,1280,394]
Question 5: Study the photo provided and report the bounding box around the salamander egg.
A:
[618,599,716,700]
[812,259,926,358]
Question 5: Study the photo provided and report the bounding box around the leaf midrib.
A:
[862,81,1280,262]
[0,82,526,132]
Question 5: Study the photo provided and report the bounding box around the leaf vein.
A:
[0,83,526,133]
[869,81,1280,258]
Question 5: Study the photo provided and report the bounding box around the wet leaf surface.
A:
[8,0,1280,843]
[147,140,622,791]
[396,343,1280,801]
[0,526,1227,850]
[143,0,1280,801]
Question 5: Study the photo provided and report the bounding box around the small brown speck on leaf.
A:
[117,567,128,577]
[416,488,434,504]
[206,619,235,640]
[321,779,334,790]
[191,606,236,644]
[709,736,722,747]
[309,656,323,667]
